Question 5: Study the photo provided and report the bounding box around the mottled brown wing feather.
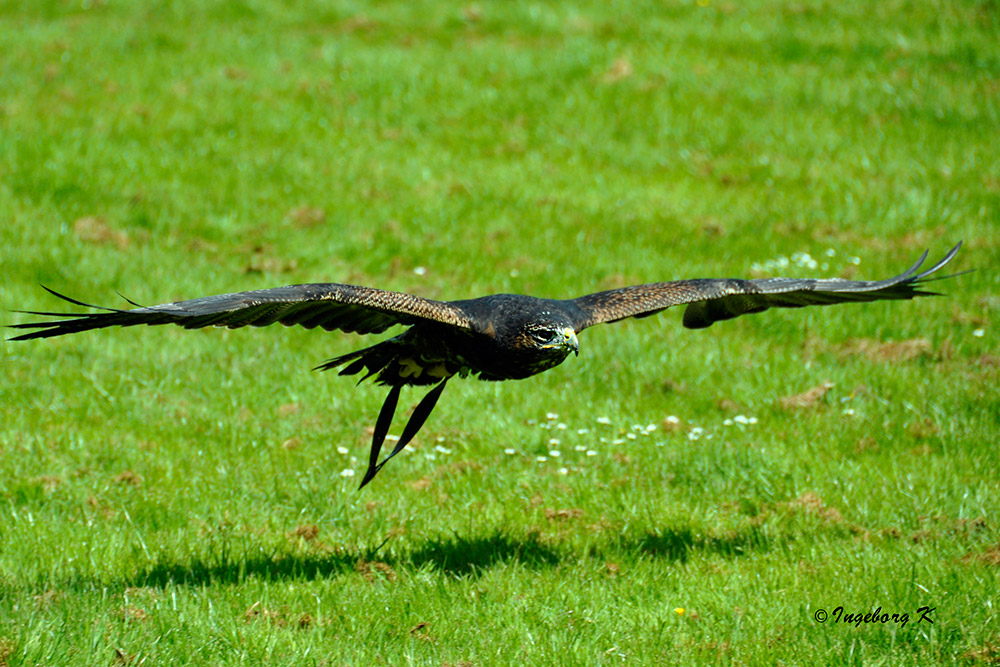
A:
[9,283,475,341]
[568,243,962,331]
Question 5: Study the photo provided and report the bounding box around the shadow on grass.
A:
[62,524,772,590]
[132,549,361,587]
[407,530,561,575]
[103,530,562,589]
[620,524,772,563]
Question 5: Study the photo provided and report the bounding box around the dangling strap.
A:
[358,379,448,489]
[382,379,448,465]
[359,384,401,489]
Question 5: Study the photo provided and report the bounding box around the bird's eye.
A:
[529,329,552,343]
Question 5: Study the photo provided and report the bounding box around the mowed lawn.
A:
[1,1,998,664]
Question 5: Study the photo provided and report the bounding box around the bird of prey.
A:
[10,243,962,488]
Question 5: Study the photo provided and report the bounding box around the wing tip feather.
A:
[913,241,962,281]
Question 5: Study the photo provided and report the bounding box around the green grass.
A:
[1,0,998,664]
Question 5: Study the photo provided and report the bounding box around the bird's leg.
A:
[359,384,401,488]
[358,379,448,489]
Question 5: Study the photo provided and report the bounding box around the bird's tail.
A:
[313,338,401,383]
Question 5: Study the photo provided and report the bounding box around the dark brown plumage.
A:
[10,243,963,487]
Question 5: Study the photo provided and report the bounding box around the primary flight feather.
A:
[10,243,963,487]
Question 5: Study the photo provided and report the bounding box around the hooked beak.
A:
[562,328,579,356]
[539,327,579,356]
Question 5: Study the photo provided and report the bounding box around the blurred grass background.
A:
[1,0,998,664]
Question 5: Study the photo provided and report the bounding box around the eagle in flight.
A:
[11,243,962,488]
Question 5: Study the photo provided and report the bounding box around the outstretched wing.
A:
[9,283,475,341]
[568,243,963,331]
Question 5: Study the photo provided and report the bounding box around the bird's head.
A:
[508,317,580,380]
[522,321,579,357]
[468,296,582,379]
